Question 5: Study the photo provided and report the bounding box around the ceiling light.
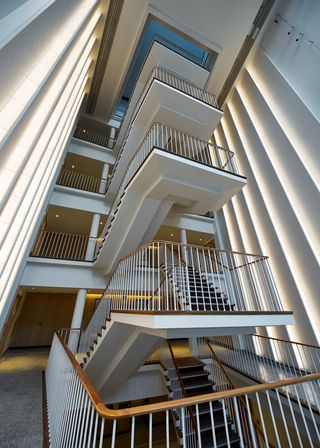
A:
[55,214,59,218]
[170,233,174,237]
[200,238,203,241]
[71,165,75,168]
[100,221,103,225]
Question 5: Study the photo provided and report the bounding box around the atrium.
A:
[0,0,319,446]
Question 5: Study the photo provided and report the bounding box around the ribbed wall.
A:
[0,0,104,334]
[215,47,320,345]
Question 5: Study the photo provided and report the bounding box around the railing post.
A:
[85,214,100,261]
[68,289,87,353]
[108,126,116,148]
[99,163,109,194]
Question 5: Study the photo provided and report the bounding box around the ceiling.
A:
[155,225,214,247]
[45,205,107,235]
[93,0,264,121]
[63,153,104,178]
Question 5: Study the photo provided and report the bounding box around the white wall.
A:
[0,0,105,338]
[215,0,320,345]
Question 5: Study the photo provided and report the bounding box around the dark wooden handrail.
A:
[166,340,199,434]
[251,333,320,350]
[56,332,320,420]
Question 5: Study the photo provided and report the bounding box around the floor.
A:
[0,348,49,448]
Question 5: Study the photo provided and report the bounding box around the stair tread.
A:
[175,357,203,368]
[180,370,208,380]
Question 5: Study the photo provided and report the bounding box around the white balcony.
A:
[95,123,246,272]
[108,66,222,195]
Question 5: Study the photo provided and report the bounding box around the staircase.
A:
[164,356,240,447]
[162,265,235,311]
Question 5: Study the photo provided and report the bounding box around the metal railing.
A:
[153,34,211,69]
[31,230,93,261]
[133,65,217,119]
[96,123,238,258]
[73,125,115,148]
[207,334,320,383]
[197,338,271,447]
[57,167,102,193]
[164,341,198,447]
[45,332,320,447]
[96,240,284,313]
[78,299,112,356]
[109,65,219,187]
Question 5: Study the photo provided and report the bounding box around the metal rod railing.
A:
[45,332,320,447]
[153,34,211,69]
[95,240,284,314]
[96,123,239,258]
[30,230,94,261]
[78,299,112,356]
[166,340,199,445]
[57,167,102,193]
[200,338,275,448]
[207,334,320,382]
[73,125,115,149]
[109,65,219,187]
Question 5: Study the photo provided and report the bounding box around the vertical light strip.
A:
[222,89,319,345]
[0,80,87,325]
[0,0,98,146]
[0,10,101,208]
[237,78,319,261]
[0,33,98,249]
[0,64,91,277]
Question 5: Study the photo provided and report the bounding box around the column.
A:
[180,228,188,263]
[181,229,198,355]
[99,163,109,194]
[85,213,100,261]
[108,126,116,147]
[68,289,86,353]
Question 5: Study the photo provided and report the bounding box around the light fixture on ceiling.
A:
[288,26,294,35]
[55,214,59,218]
[170,233,174,237]
[71,165,75,169]
[200,238,203,241]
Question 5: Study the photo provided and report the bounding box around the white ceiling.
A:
[94,0,264,120]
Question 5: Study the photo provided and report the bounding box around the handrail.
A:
[57,167,102,193]
[252,333,320,350]
[166,341,199,434]
[96,121,240,259]
[74,125,115,149]
[205,338,275,448]
[109,65,220,189]
[153,34,210,69]
[56,332,320,419]
[30,230,94,261]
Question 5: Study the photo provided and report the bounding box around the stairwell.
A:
[163,356,241,447]
[162,265,234,311]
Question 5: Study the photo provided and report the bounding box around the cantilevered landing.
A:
[83,310,294,398]
[108,78,223,195]
[116,41,211,149]
[95,149,246,273]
